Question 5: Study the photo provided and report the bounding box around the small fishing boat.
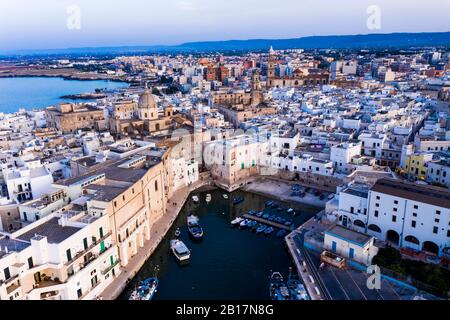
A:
[170,240,190,262]
[223,194,229,199]
[262,213,270,219]
[287,269,310,300]
[248,210,257,216]
[187,215,204,240]
[174,228,181,238]
[205,194,212,203]
[269,272,290,301]
[264,227,274,235]
[265,200,273,207]
[192,195,199,203]
[248,220,258,228]
[276,229,287,238]
[287,208,294,214]
[256,225,267,234]
[129,277,158,301]
[284,221,293,227]
[231,217,244,226]
[232,196,244,205]
[240,219,251,228]
[255,211,264,217]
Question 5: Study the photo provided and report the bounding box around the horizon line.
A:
[1,30,450,55]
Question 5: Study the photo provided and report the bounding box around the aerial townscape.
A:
[0,2,449,306]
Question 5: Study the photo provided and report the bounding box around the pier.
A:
[242,214,293,231]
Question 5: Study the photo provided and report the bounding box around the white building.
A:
[366,178,450,256]
[0,204,120,300]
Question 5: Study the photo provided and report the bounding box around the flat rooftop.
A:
[371,178,450,209]
[326,224,372,247]
[17,217,81,244]
[85,184,127,202]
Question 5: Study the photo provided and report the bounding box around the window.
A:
[83,238,88,250]
[66,249,72,262]
[433,226,438,234]
[28,257,34,269]
[392,215,397,222]
[155,180,158,191]
[414,205,418,209]
[4,267,10,280]
[413,212,417,217]
[376,196,380,200]
[435,218,440,223]
[375,203,379,207]
[350,207,354,213]
[393,208,397,212]
[436,210,441,215]
[411,220,416,228]
[374,210,379,217]
[394,200,398,204]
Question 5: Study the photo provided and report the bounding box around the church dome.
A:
[138,89,156,109]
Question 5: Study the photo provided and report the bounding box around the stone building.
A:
[45,103,107,134]
[109,88,175,137]
[211,70,276,126]
[266,47,330,88]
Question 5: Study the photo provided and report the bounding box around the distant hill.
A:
[2,32,449,57]
[177,32,450,51]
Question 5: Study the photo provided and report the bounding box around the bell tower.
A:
[267,46,276,88]
[251,69,263,106]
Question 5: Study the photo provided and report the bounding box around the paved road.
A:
[306,250,415,300]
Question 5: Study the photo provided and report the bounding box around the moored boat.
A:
[187,215,204,239]
[230,217,244,226]
[129,277,158,301]
[232,196,244,205]
[269,271,290,300]
[256,225,267,234]
[223,194,229,199]
[205,194,212,203]
[248,220,258,228]
[192,195,199,203]
[287,269,310,300]
[239,219,250,228]
[170,239,191,262]
[174,228,181,238]
[276,229,287,238]
[264,227,274,235]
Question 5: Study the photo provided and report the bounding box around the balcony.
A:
[101,259,120,275]
[65,232,112,268]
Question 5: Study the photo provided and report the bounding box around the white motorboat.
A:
[192,195,199,203]
[230,217,243,226]
[205,194,212,203]
[170,239,191,262]
[240,219,250,228]
[223,194,229,199]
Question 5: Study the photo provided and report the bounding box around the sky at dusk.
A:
[0,0,449,51]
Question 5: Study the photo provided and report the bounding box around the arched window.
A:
[353,220,365,228]
[155,180,158,191]
[368,224,381,233]
[405,235,419,245]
